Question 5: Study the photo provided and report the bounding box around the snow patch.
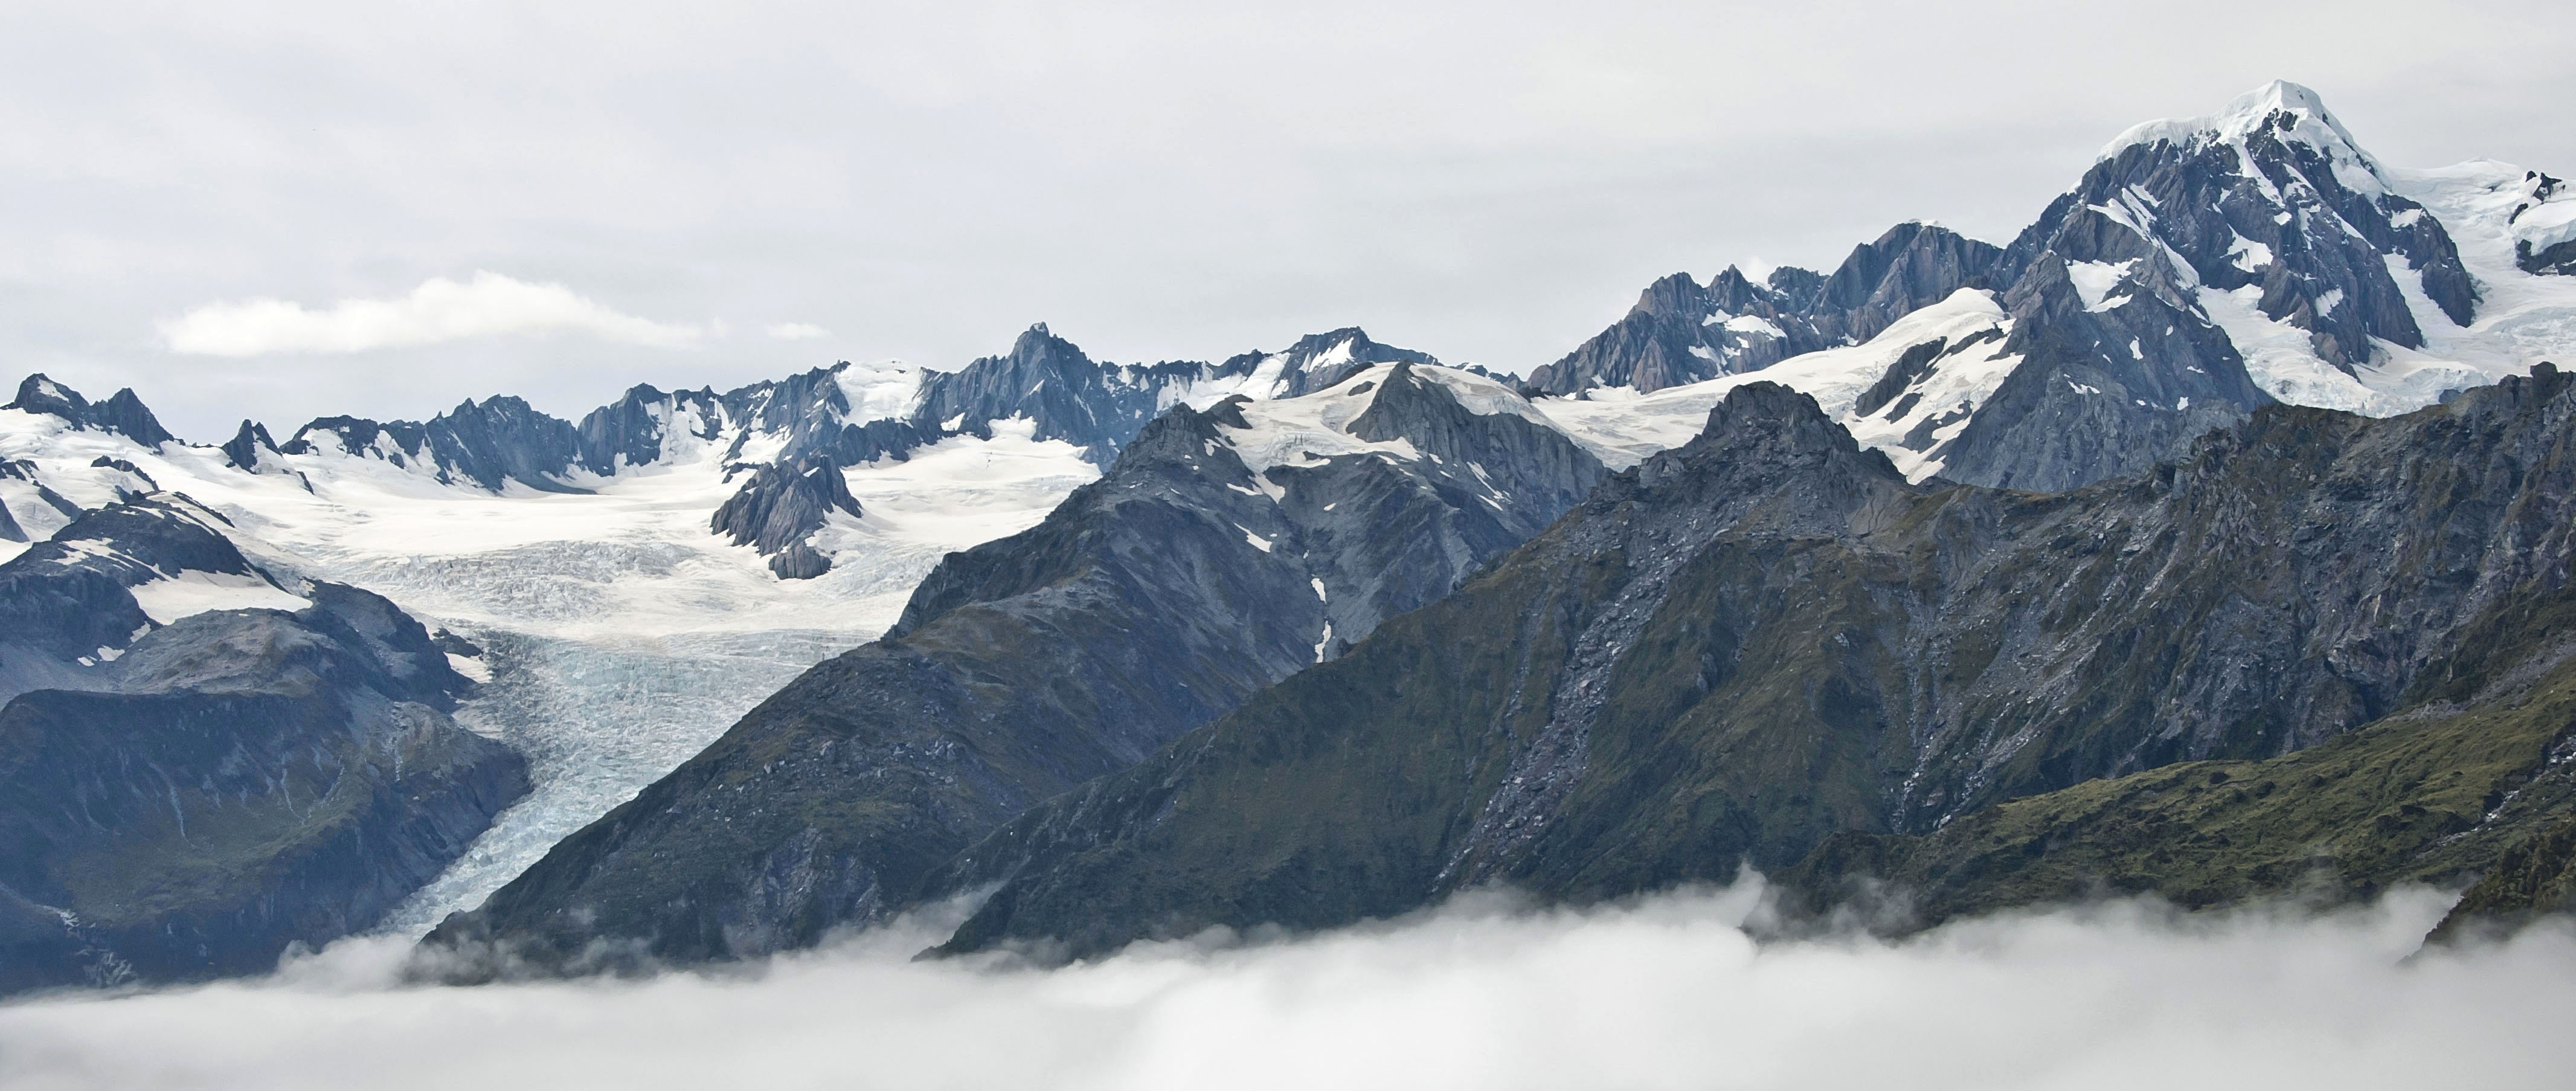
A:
[1722,314,1786,339]
[129,571,312,625]
[446,652,493,683]
[2228,235,2274,272]
[832,361,925,423]
[2066,260,2137,312]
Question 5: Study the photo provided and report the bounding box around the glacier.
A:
[0,389,1101,932]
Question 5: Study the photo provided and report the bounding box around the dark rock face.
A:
[221,420,280,470]
[1523,224,2001,396]
[417,396,592,493]
[0,503,528,996]
[5,374,176,448]
[908,324,1156,464]
[907,324,1252,466]
[925,367,2576,960]
[712,368,927,468]
[1935,251,2272,491]
[281,416,431,465]
[710,456,865,579]
[576,384,725,475]
[1524,272,1751,396]
[1781,514,2576,939]
[420,365,1602,974]
[1808,221,2011,346]
[281,397,588,494]
[890,326,1437,467]
[2524,239,2576,276]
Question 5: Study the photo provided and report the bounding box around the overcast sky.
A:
[5,0,2573,439]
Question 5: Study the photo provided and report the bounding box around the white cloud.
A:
[1,885,2568,1090]
[158,272,708,356]
[765,322,829,341]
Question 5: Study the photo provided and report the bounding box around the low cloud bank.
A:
[159,272,707,356]
[1,885,2567,1090]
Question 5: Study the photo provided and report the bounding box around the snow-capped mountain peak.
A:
[2102,80,2383,185]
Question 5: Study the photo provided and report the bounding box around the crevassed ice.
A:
[379,628,841,932]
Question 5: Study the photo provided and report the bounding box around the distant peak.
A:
[1282,326,1368,352]
[2099,79,2374,170]
[8,372,83,410]
[6,372,176,446]
[1012,323,1073,353]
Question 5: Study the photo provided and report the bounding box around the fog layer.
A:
[2,886,2566,1090]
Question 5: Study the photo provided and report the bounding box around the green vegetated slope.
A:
[929,367,2576,958]
[1782,605,2576,935]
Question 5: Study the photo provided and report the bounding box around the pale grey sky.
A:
[4,0,2572,437]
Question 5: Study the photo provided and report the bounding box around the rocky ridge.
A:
[923,365,2576,959]
[1524,222,2003,397]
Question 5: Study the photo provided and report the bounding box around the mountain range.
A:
[4,81,2574,993]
